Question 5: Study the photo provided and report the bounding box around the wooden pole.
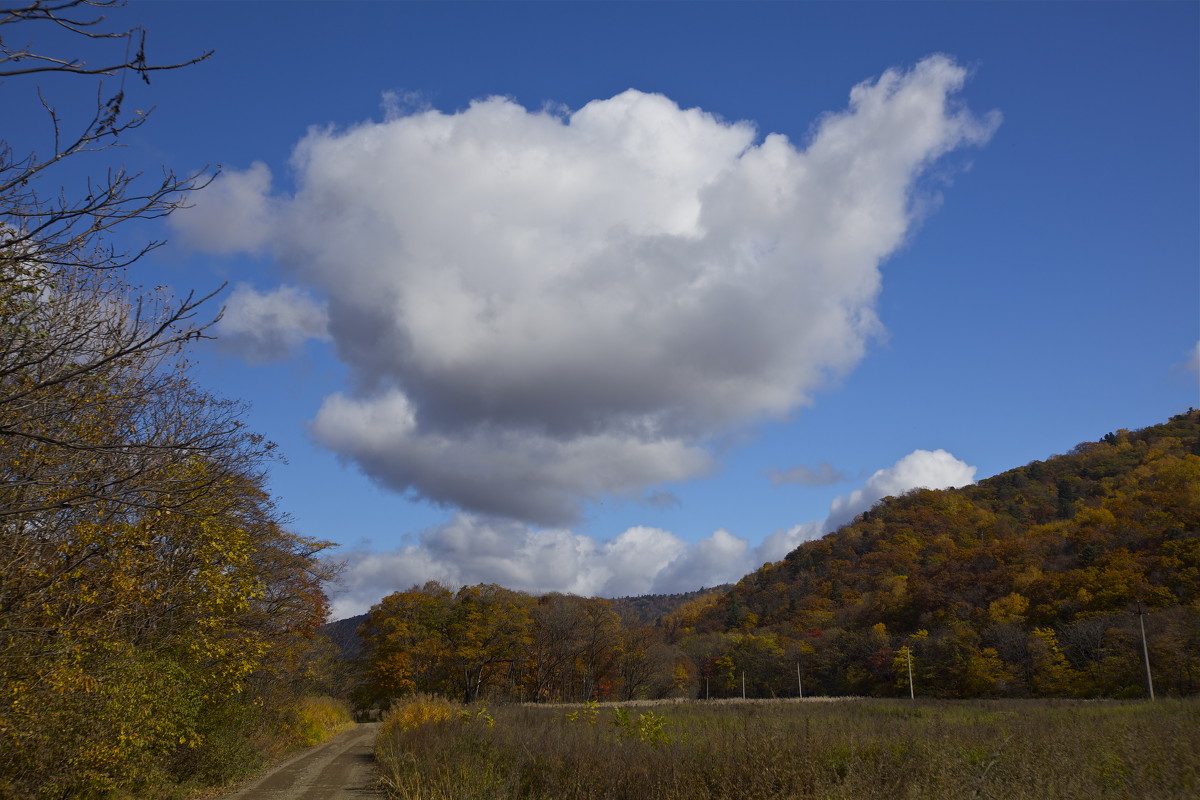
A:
[797,660,803,699]
[1138,601,1155,701]
[742,671,746,699]
[906,647,914,700]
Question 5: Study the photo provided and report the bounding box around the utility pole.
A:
[1137,601,1155,701]
[797,660,803,699]
[742,671,746,700]
[906,646,915,700]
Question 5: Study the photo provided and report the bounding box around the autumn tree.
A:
[0,5,338,796]
[0,279,340,794]
[613,623,661,700]
[359,583,536,704]
[525,593,585,702]
[525,593,622,702]
[358,582,456,702]
[448,584,534,702]
[2,0,220,523]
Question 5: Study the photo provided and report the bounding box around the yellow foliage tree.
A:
[1028,627,1082,696]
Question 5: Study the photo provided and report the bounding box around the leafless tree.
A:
[0,0,233,524]
[2,0,214,274]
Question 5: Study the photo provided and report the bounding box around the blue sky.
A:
[20,2,1197,618]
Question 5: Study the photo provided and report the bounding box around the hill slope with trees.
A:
[669,410,1200,698]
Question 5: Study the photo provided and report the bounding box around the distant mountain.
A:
[323,613,368,660]
[609,586,733,626]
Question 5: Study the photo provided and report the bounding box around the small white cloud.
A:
[651,528,752,594]
[326,515,691,618]
[755,448,977,564]
[172,161,277,254]
[644,491,682,509]
[598,526,690,596]
[825,448,977,530]
[752,520,825,565]
[381,89,431,119]
[769,461,846,487]
[216,283,329,362]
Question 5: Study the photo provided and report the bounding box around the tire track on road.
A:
[217,722,384,800]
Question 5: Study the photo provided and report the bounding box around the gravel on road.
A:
[214,722,384,800]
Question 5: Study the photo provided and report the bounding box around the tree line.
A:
[1,4,342,797]
[357,583,691,706]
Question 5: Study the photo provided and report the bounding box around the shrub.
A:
[380,693,461,739]
[282,696,355,749]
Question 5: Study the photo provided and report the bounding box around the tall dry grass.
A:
[374,697,1199,800]
[278,695,356,749]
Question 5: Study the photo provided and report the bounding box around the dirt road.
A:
[216,722,385,800]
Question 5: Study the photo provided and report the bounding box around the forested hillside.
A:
[353,412,1199,705]
[671,410,1200,698]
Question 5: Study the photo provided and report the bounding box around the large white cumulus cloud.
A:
[177,56,997,525]
[327,447,977,619]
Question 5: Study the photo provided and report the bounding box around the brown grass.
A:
[374,697,1199,800]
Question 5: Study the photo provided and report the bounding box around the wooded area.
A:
[353,412,1200,706]
[0,4,344,798]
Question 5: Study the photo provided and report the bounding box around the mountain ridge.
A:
[664,410,1199,697]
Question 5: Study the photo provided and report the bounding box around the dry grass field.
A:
[374,695,1198,800]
